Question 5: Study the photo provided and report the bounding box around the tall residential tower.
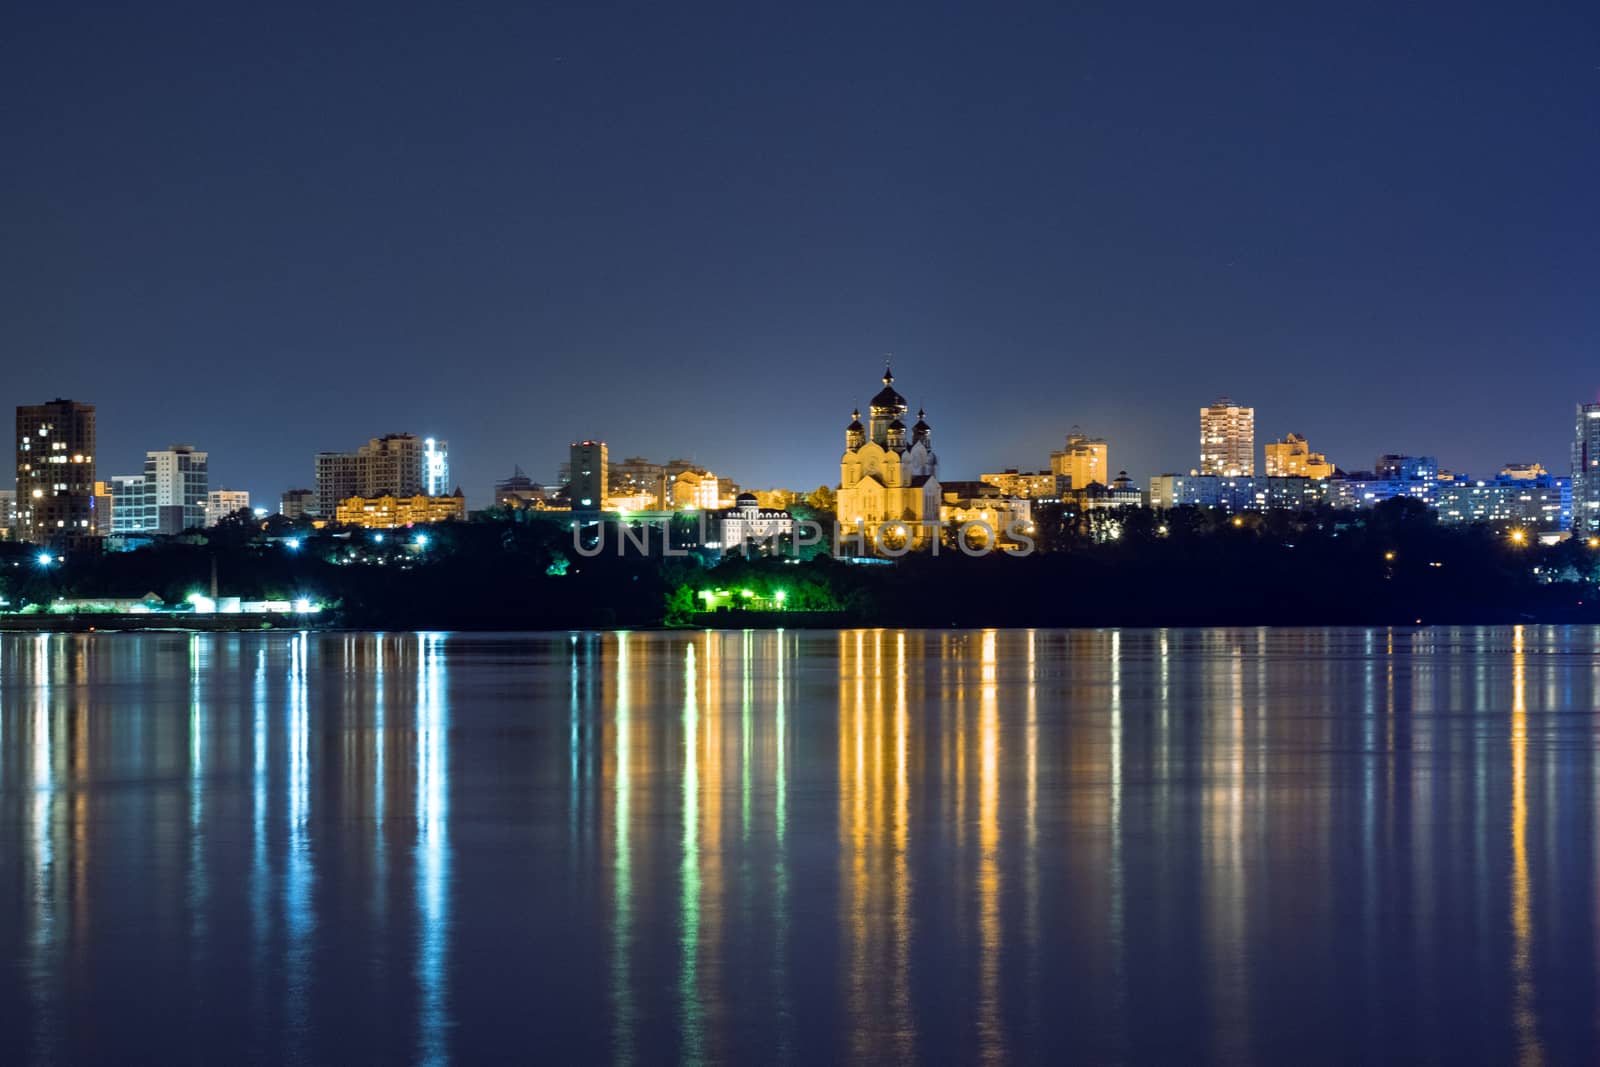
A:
[16,399,97,544]
[569,441,608,510]
[1200,398,1255,477]
[1572,403,1600,531]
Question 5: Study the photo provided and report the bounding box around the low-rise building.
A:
[1149,474,1332,512]
[204,489,251,526]
[1073,471,1144,510]
[713,493,796,555]
[940,481,1033,548]
[280,488,317,519]
[979,469,1058,499]
[671,470,721,510]
[1327,475,1435,510]
[1263,433,1335,479]
[494,468,550,510]
[1436,471,1570,530]
[335,491,466,529]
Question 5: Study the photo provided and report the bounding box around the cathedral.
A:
[836,365,942,549]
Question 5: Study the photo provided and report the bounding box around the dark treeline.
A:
[693,499,1593,627]
[2,499,1594,629]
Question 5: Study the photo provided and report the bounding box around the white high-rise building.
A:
[424,437,450,496]
[119,445,209,534]
[1200,398,1255,477]
[1571,402,1600,531]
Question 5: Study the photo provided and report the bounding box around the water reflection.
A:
[1510,626,1542,1067]
[3,628,1600,1062]
[415,633,449,1066]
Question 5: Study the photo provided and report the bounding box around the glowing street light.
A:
[36,552,53,568]
[285,538,301,550]
[1510,529,1527,545]
[414,534,430,548]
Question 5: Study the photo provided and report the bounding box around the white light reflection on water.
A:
[610,631,634,1065]
[415,632,450,1066]
[187,635,208,955]
[285,632,313,1059]
[28,634,58,1062]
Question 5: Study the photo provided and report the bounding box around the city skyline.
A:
[4,3,1595,507]
[10,373,1593,515]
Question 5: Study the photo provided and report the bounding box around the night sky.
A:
[4,2,1596,506]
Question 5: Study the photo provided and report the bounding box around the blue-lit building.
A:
[1148,474,1331,513]
[1435,469,1570,530]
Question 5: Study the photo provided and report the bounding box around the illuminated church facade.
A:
[836,366,942,549]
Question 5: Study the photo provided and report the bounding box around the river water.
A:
[0,627,1594,1063]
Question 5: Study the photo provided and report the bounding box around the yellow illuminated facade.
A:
[1049,430,1109,490]
[836,367,942,550]
[671,470,721,511]
[1263,432,1333,479]
[978,470,1056,499]
[939,492,1033,550]
[335,491,465,528]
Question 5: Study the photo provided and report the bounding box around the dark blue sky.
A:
[4,2,1596,505]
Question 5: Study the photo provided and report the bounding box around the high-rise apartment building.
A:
[1200,398,1254,476]
[316,433,446,517]
[1049,430,1109,490]
[424,437,450,497]
[16,399,97,545]
[570,441,608,510]
[204,489,251,526]
[143,445,210,534]
[110,475,148,534]
[0,488,16,538]
[1572,403,1600,531]
[108,446,209,535]
[1263,433,1335,479]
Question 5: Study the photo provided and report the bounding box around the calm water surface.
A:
[1,627,1597,1063]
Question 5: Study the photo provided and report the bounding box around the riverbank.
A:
[0,613,334,632]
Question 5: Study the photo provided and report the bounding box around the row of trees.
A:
[5,498,1593,628]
